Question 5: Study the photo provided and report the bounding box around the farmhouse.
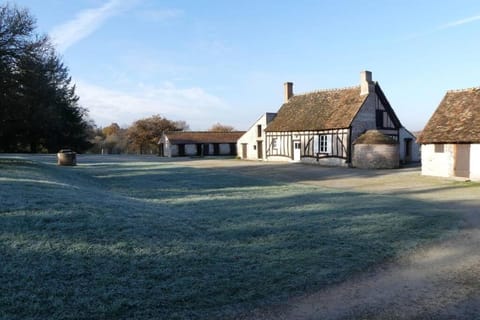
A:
[159,131,245,157]
[418,87,480,181]
[263,71,419,166]
[237,112,277,160]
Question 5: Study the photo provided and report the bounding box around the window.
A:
[376,110,384,128]
[319,135,329,153]
[257,125,262,137]
[434,144,444,153]
[272,138,278,149]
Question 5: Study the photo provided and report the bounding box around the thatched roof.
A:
[353,130,398,145]
[162,131,245,144]
[265,86,368,132]
[418,88,480,144]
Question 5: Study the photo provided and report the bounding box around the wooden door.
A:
[159,143,164,157]
[454,144,470,178]
[257,141,263,159]
[241,144,247,159]
[404,139,412,162]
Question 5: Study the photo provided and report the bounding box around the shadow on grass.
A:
[0,158,473,319]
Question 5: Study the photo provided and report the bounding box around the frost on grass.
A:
[0,158,458,319]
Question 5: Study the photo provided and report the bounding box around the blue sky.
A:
[11,0,480,131]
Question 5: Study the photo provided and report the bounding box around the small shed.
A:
[353,130,399,169]
[418,87,480,181]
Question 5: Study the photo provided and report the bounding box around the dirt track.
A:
[182,159,480,319]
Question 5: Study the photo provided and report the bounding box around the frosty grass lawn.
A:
[0,156,458,319]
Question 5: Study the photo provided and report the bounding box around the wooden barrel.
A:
[57,150,77,166]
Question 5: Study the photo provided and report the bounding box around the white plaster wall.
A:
[421,144,454,178]
[265,155,291,162]
[399,128,421,162]
[159,136,171,157]
[469,144,480,181]
[237,114,270,160]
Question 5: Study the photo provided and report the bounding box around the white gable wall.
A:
[237,113,274,160]
[421,144,455,178]
[470,144,480,181]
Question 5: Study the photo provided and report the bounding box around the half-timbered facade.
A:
[418,88,480,181]
[264,71,408,166]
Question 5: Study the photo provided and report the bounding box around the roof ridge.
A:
[447,86,480,93]
[166,130,244,133]
[294,85,360,96]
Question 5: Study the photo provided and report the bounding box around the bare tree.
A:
[127,115,187,154]
[208,122,235,132]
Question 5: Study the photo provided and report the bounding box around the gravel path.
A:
[183,159,480,319]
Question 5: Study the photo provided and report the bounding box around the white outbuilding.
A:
[237,113,277,160]
[418,87,480,181]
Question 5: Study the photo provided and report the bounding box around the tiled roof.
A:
[418,88,480,144]
[353,130,398,145]
[163,131,245,144]
[265,86,368,132]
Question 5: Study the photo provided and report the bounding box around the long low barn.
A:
[159,131,245,157]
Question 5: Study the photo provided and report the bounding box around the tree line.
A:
[0,4,236,154]
[0,4,91,152]
[91,117,236,155]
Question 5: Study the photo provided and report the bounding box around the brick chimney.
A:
[284,82,293,102]
[360,70,374,95]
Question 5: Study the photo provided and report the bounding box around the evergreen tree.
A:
[0,4,92,153]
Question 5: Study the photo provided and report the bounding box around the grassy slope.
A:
[0,158,458,319]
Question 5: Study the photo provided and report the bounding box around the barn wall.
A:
[470,144,480,181]
[421,144,454,178]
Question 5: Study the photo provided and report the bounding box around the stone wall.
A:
[353,143,399,169]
